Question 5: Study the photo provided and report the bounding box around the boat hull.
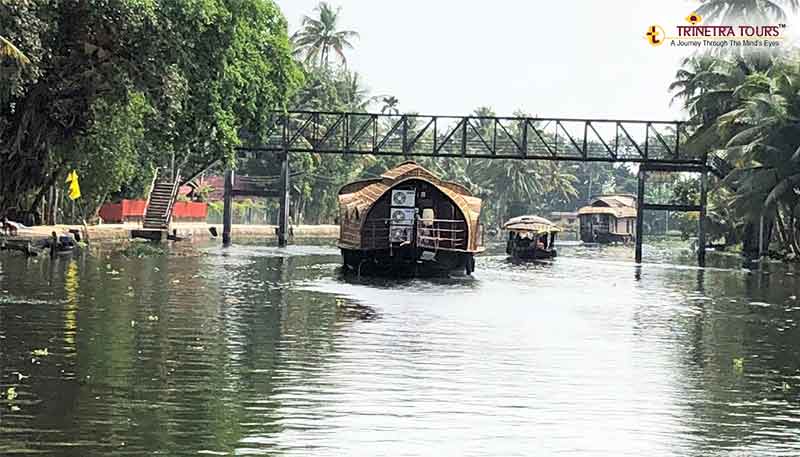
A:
[580,232,633,244]
[341,248,475,277]
[508,246,557,260]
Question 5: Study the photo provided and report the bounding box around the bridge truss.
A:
[250,110,701,166]
[227,110,710,266]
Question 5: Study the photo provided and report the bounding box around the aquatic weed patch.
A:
[120,241,166,258]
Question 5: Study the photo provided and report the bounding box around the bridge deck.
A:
[248,111,703,166]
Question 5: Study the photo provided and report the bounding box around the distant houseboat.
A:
[337,161,484,276]
[504,215,559,260]
[578,194,637,243]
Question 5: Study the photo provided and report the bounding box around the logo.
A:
[645,25,665,46]
[645,11,785,49]
[685,12,702,25]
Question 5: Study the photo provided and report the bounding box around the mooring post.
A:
[758,213,765,259]
[635,168,646,264]
[698,169,708,267]
[222,168,233,246]
[278,141,290,248]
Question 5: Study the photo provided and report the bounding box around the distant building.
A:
[549,211,579,231]
[578,194,637,243]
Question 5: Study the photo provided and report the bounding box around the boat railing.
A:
[417,218,467,250]
[360,217,469,250]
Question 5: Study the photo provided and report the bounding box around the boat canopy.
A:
[503,215,561,234]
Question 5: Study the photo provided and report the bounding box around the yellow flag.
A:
[65,170,81,200]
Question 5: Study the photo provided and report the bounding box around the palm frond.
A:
[0,35,30,65]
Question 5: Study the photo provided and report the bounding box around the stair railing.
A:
[142,167,161,227]
[163,168,182,228]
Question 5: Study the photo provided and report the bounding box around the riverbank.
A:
[4,222,340,243]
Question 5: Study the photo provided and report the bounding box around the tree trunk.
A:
[775,207,788,247]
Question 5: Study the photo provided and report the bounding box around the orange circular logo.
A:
[645,25,665,47]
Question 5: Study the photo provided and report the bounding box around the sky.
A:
[276,0,793,122]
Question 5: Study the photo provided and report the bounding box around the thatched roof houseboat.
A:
[578,194,637,243]
[338,161,484,275]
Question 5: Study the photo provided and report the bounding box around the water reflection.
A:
[0,240,798,456]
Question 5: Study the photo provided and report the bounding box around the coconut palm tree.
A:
[669,56,727,106]
[379,96,399,115]
[697,0,799,22]
[292,2,359,67]
[677,50,800,257]
[539,162,578,207]
[0,35,30,65]
[339,71,370,111]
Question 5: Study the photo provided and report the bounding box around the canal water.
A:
[1,240,799,456]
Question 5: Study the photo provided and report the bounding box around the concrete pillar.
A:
[698,170,708,267]
[278,150,290,247]
[222,168,233,246]
[635,169,646,264]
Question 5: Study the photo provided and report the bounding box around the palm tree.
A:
[339,71,370,111]
[677,51,800,257]
[669,55,727,106]
[379,96,399,115]
[539,162,578,207]
[0,35,30,65]
[697,0,799,22]
[292,2,359,67]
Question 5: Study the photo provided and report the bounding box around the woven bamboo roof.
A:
[338,161,482,223]
[503,215,561,233]
[578,194,637,218]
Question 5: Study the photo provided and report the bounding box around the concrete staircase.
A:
[143,168,181,230]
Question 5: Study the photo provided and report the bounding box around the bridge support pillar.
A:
[635,169,646,264]
[278,150,290,247]
[698,169,707,267]
[222,168,233,246]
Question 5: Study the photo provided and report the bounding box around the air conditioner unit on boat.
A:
[390,226,413,243]
[390,208,416,226]
[391,189,416,207]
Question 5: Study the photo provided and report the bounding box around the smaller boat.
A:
[503,215,560,260]
[41,232,77,255]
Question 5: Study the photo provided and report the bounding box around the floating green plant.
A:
[121,242,166,258]
[31,348,48,357]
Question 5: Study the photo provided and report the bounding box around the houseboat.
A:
[337,161,484,276]
[504,215,560,260]
[578,194,637,243]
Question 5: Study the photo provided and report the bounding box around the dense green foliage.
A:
[669,0,800,258]
[0,0,300,221]
[674,52,800,258]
